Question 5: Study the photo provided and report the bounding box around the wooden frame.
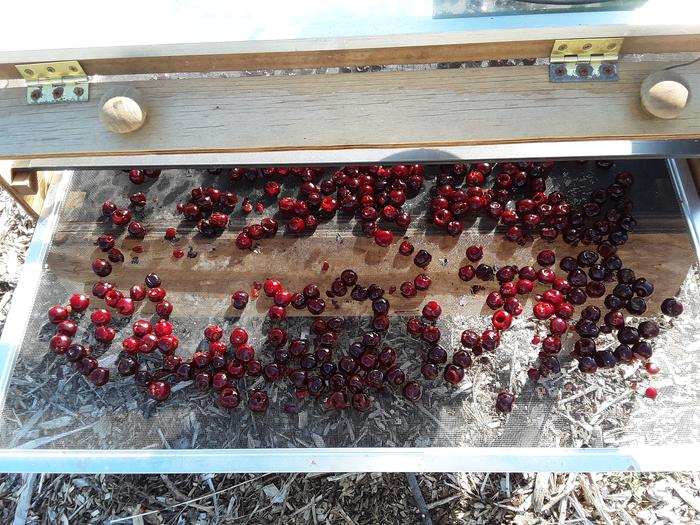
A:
[2,34,699,79]
[0,59,699,161]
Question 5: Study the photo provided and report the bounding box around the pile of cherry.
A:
[43,161,686,416]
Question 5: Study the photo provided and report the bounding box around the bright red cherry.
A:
[422,301,442,321]
[48,305,68,324]
[104,289,124,308]
[49,333,71,353]
[492,310,512,330]
[155,300,173,318]
[133,319,152,337]
[116,297,136,316]
[122,337,140,354]
[533,302,555,320]
[374,229,394,247]
[263,279,282,297]
[147,287,166,302]
[204,325,223,341]
[90,309,111,325]
[230,327,249,346]
[274,289,292,307]
[57,320,78,336]
[154,320,173,336]
[111,208,132,226]
[645,386,658,400]
[268,305,287,322]
[236,233,252,249]
[157,335,179,354]
[399,241,414,256]
[69,294,90,312]
[130,285,147,301]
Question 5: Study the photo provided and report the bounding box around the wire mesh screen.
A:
[1,160,698,453]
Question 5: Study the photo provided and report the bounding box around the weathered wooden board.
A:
[2,35,699,79]
[1,61,699,160]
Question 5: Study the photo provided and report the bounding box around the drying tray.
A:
[0,156,699,473]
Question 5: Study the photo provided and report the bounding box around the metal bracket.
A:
[15,61,89,104]
[549,38,623,83]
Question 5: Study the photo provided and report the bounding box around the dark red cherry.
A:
[231,290,249,309]
[96,234,115,252]
[88,367,110,386]
[248,389,270,413]
[307,298,326,315]
[102,201,117,216]
[92,259,112,277]
[458,265,475,282]
[230,327,249,345]
[413,250,432,269]
[638,320,659,338]
[144,273,161,288]
[443,364,464,384]
[537,250,556,267]
[398,241,414,256]
[403,381,422,402]
[147,381,171,401]
[618,326,640,345]
[661,298,683,317]
[465,245,483,262]
[495,392,515,413]
[95,325,116,344]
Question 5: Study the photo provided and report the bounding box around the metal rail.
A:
[14,140,700,171]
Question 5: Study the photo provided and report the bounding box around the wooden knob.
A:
[640,70,690,119]
[99,87,147,133]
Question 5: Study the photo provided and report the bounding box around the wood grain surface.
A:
[1,61,700,160]
[45,225,693,322]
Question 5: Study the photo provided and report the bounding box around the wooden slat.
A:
[47,228,693,320]
[0,162,52,219]
[1,61,699,160]
[1,35,698,79]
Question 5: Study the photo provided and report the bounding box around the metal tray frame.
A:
[0,153,699,474]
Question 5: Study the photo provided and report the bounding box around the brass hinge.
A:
[15,60,89,104]
[549,38,623,82]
